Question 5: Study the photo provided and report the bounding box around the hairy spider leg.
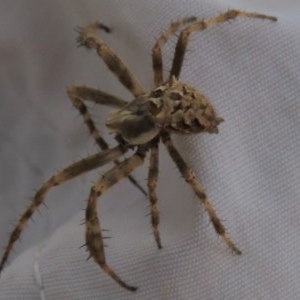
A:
[67,86,147,195]
[162,132,241,255]
[85,146,147,291]
[152,16,197,86]
[76,23,145,97]
[147,137,162,249]
[0,146,127,273]
[170,9,277,79]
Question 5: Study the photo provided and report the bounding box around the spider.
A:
[0,9,276,292]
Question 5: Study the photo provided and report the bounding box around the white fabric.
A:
[0,0,300,299]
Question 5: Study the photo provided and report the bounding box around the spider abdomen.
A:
[148,77,224,134]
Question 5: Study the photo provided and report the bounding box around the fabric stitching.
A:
[33,240,48,300]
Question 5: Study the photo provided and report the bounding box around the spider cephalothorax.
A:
[0,10,276,292]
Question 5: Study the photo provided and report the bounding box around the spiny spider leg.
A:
[68,85,128,109]
[0,145,127,273]
[162,132,241,255]
[170,9,277,79]
[76,23,145,97]
[152,16,197,86]
[67,86,126,149]
[67,86,147,195]
[86,146,147,291]
[147,137,162,249]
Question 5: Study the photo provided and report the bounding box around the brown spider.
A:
[0,10,276,292]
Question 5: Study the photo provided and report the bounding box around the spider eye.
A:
[150,89,164,98]
[169,92,182,100]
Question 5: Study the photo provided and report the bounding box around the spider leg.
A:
[68,85,128,109]
[85,146,147,292]
[76,23,145,97]
[67,86,147,196]
[0,145,127,273]
[170,9,277,79]
[147,137,162,249]
[152,16,197,86]
[162,133,241,255]
[67,85,126,148]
